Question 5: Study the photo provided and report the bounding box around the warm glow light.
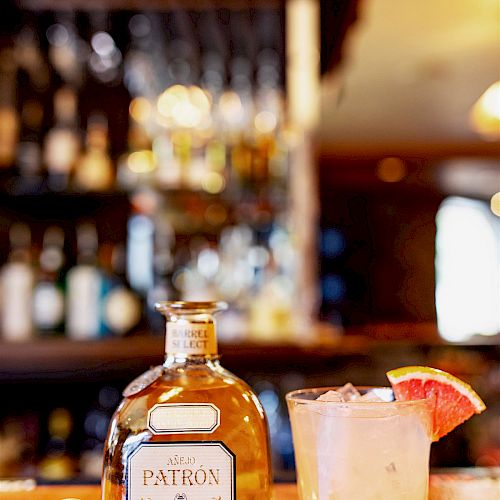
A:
[157,85,188,119]
[172,100,202,128]
[254,110,277,133]
[491,192,500,217]
[189,86,211,114]
[127,150,156,173]
[376,157,407,182]
[157,85,211,128]
[470,81,500,140]
[219,91,243,123]
[202,172,226,193]
[129,97,152,124]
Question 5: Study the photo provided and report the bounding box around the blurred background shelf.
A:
[0,331,371,380]
[0,325,498,381]
[19,0,286,9]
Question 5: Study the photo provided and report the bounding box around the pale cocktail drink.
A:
[286,387,433,500]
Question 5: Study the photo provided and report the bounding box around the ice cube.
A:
[358,390,385,402]
[337,383,361,401]
[317,390,343,402]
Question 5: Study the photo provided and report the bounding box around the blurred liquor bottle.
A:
[32,226,66,334]
[80,385,121,480]
[16,99,44,190]
[47,13,85,87]
[126,193,156,297]
[0,416,29,477]
[38,408,77,481]
[101,243,142,336]
[116,112,155,190]
[0,48,19,172]
[171,129,192,188]
[65,223,104,340]
[74,112,114,192]
[44,86,81,191]
[0,223,34,341]
[154,131,182,189]
[14,23,50,96]
[146,217,175,332]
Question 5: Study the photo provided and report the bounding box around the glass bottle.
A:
[16,99,44,185]
[102,301,272,499]
[0,48,19,171]
[33,226,66,334]
[65,222,104,340]
[101,243,142,336]
[0,223,34,341]
[73,113,114,192]
[44,86,80,191]
[38,408,76,481]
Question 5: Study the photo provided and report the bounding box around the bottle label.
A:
[66,266,102,340]
[33,283,64,329]
[148,403,220,435]
[166,322,217,355]
[127,441,235,500]
[0,263,34,341]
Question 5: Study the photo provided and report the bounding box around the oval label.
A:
[148,403,220,434]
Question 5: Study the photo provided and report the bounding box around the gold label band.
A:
[166,322,217,355]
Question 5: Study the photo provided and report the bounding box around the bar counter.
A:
[0,484,299,499]
[1,469,499,499]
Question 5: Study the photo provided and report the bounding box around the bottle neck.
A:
[163,318,219,361]
[163,353,221,367]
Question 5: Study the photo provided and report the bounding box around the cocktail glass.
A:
[286,387,434,500]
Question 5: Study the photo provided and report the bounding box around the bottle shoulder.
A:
[113,361,265,426]
[125,360,249,395]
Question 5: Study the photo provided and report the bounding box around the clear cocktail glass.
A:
[286,387,434,500]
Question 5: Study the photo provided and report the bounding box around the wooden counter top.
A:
[0,483,299,499]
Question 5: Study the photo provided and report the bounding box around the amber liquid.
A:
[102,358,272,499]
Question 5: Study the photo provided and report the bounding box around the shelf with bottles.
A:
[0,5,302,344]
[0,5,289,200]
[0,212,302,343]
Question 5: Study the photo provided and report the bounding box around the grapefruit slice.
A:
[387,366,486,441]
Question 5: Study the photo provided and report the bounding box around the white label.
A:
[66,265,102,339]
[0,263,33,341]
[127,442,235,500]
[33,283,64,329]
[166,322,217,355]
[148,404,220,435]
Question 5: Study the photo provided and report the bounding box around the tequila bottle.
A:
[102,301,272,499]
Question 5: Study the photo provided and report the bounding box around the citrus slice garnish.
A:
[386,366,486,441]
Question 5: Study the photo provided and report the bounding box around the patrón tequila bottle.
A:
[102,301,272,499]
